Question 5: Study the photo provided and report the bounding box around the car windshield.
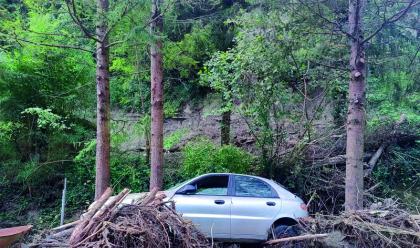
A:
[166,179,190,191]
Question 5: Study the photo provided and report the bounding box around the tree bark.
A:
[221,110,231,145]
[149,0,164,190]
[145,130,151,165]
[94,0,111,200]
[345,0,366,211]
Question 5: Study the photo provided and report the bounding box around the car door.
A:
[171,174,231,239]
[230,175,282,240]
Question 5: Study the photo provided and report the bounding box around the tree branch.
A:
[24,29,90,39]
[298,0,355,40]
[65,0,100,42]
[362,0,419,44]
[13,35,93,53]
[266,234,328,245]
[103,1,137,41]
[106,2,171,48]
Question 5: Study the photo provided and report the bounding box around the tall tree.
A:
[94,0,111,200]
[344,0,417,210]
[65,0,112,199]
[64,0,139,198]
[345,0,366,211]
[221,109,231,145]
[149,0,164,190]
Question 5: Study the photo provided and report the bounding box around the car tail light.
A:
[300,203,308,211]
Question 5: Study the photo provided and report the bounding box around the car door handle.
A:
[214,200,225,205]
[266,201,276,206]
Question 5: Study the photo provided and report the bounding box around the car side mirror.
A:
[178,184,196,195]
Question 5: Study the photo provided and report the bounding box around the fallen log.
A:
[52,220,80,232]
[68,187,113,244]
[138,187,159,206]
[265,233,328,245]
[365,114,408,176]
[70,188,129,246]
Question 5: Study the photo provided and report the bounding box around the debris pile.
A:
[299,206,420,247]
[31,188,210,248]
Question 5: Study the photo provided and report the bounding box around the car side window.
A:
[192,175,229,196]
[234,175,274,198]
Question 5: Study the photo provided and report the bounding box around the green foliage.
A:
[368,71,420,127]
[164,98,182,118]
[200,51,238,112]
[201,6,347,177]
[165,25,216,79]
[0,121,14,141]
[0,0,97,228]
[22,108,67,130]
[182,138,253,178]
[372,144,420,210]
[164,128,188,150]
[69,135,150,210]
[0,121,19,161]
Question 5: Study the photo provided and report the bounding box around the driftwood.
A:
[52,220,80,232]
[71,188,131,246]
[137,187,159,206]
[68,187,113,244]
[299,206,420,248]
[31,188,209,248]
[265,233,328,245]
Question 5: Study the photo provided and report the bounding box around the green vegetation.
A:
[164,128,189,150]
[182,138,253,178]
[373,144,420,210]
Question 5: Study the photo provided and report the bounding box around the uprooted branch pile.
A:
[299,206,420,248]
[31,188,210,248]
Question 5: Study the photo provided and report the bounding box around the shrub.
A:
[372,144,420,210]
[164,128,189,150]
[182,137,253,178]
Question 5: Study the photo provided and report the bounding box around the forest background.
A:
[0,0,418,231]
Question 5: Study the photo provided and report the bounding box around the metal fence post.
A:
[60,178,67,226]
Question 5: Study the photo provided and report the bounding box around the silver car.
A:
[162,173,309,243]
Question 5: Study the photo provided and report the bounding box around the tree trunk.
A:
[94,0,111,200]
[145,131,151,165]
[345,0,366,211]
[221,110,231,145]
[137,49,151,166]
[149,0,164,190]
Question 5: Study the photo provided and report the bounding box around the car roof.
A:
[200,173,288,188]
[200,172,271,181]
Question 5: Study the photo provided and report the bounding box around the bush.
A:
[372,144,420,210]
[181,137,253,178]
[68,138,151,210]
[164,128,189,150]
